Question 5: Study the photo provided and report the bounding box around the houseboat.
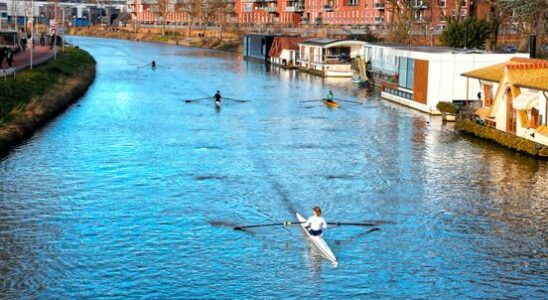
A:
[365,44,523,115]
[297,38,366,77]
[243,34,278,63]
[461,57,548,148]
[268,36,306,68]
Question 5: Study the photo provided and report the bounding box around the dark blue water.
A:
[0,36,546,299]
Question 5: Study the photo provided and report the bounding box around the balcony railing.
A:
[411,0,427,8]
[374,16,384,23]
[298,54,352,65]
[285,5,304,12]
[345,1,358,6]
[258,6,278,13]
[323,4,333,11]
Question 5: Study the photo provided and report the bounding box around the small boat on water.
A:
[296,212,337,264]
[322,99,340,108]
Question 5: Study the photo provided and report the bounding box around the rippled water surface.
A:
[0,37,546,299]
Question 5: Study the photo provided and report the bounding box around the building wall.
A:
[132,0,495,26]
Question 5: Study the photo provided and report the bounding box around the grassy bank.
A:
[456,119,548,157]
[0,47,96,155]
[69,27,242,53]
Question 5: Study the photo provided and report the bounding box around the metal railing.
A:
[285,6,304,12]
[298,54,352,64]
[257,6,278,13]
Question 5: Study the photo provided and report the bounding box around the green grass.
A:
[0,47,95,126]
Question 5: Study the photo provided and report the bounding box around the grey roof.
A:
[301,38,343,45]
[364,42,489,54]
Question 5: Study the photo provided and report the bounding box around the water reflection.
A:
[0,37,546,298]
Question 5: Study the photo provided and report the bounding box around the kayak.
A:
[322,99,339,108]
[296,212,337,264]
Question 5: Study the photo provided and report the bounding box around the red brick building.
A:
[130,0,494,30]
[236,0,303,26]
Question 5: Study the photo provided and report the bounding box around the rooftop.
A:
[462,57,548,91]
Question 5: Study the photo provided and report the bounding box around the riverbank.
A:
[456,119,548,157]
[69,26,242,53]
[0,47,96,155]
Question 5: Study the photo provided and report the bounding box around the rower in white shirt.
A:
[303,206,327,236]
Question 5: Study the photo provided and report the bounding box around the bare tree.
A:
[385,0,432,44]
[178,0,200,37]
[147,0,175,36]
[499,0,548,52]
[217,0,236,39]
[200,0,224,36]
[477,0,501,50]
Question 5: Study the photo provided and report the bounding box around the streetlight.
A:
[30,0,34,69]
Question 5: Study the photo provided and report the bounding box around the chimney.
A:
[529,35,537,59]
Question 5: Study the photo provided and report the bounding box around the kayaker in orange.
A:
[304,206,327,236]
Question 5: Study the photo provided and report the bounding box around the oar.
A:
[329,222,376,227]
[299,99,320,102]
[224,97,249,103]
[234,220,384,231]
[234,221,304,231]
[184,97,212,103]
[336,98,365,105]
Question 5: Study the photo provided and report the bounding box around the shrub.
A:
[437,102,457,114]
[440,17,491,49]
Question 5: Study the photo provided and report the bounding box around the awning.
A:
[513,92,540,110]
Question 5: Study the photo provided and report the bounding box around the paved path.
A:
[1,46,55,77]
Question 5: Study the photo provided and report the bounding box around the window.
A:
[406,59,414,89]
[398,57,407,88]
[440,0,446,7]
[346,0,359,6]
[483,84,493,107]
[398,57,414,90]
[531,108,540,129]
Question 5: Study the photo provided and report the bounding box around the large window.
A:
[398,57,414,90]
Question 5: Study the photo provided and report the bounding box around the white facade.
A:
[373,44,527,114]
[1,1,126,19]
[298,40,366,77]
[270,49,298,67]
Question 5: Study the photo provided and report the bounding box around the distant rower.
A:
[151,60,156,69]
[214,90,222,107]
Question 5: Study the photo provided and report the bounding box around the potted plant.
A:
[437,102,457,122]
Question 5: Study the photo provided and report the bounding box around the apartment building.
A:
[130,0,493,29]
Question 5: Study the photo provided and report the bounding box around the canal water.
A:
[0,37,546,299]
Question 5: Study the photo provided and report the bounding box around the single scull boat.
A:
[296,212,337,264]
